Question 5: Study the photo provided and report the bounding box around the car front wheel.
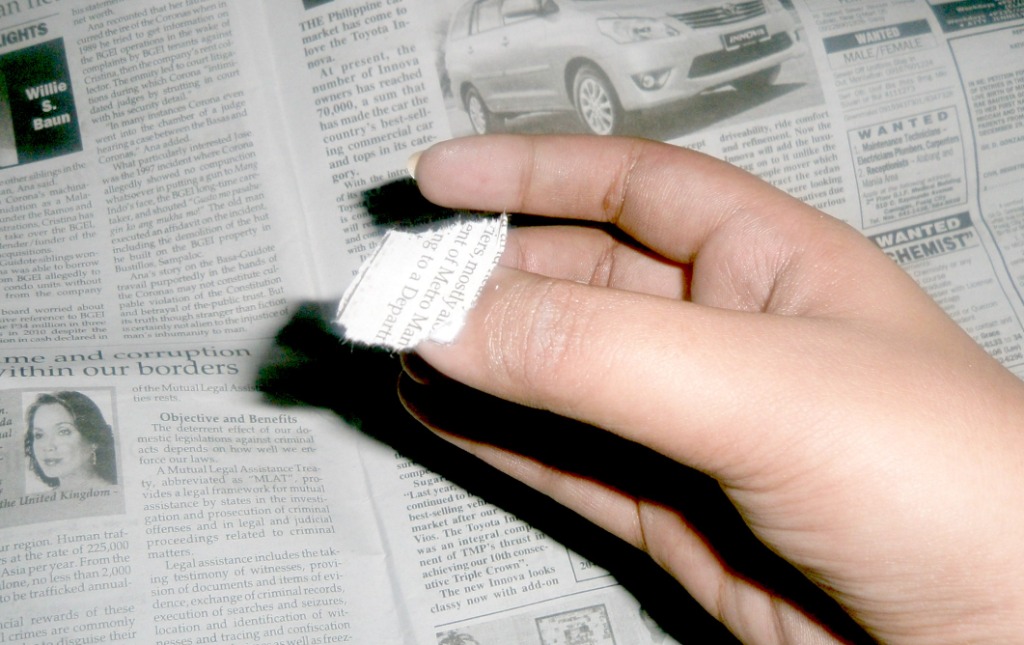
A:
[572,65,623,136]
[465,87,499,135]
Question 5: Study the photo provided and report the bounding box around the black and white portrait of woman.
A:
[23,391,117,490]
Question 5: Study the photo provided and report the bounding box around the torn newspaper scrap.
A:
[335,213,508,351]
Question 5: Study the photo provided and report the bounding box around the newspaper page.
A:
[0,1,410,644]
[263,1,1024,644]
[2,0,1024,644]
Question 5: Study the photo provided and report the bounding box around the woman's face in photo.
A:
[31,403,94,482]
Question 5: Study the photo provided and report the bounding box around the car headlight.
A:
[597,18,678,44]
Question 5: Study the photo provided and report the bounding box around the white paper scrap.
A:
[335,214,508,351]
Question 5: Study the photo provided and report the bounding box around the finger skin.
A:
[414,135,766,260]
[413,267,1024,643]
[502,225,686,299]
[415,134,935,318]
[412,136,982,468]
[414,264,1004,482]
[408,135,1024,643]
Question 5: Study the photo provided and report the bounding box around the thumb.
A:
[414,264,854,482]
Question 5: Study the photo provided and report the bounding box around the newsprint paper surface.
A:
[1,0,1024,643]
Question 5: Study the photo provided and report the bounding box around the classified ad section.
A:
[949,25,1024,308]
[0,343,407,644]
[951,27,1024,376]
[794,1,1024,376]
[810,2,970,231]
[869,213,1024,366]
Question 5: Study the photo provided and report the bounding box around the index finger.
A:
[413,134,823,263]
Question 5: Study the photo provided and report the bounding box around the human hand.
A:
[399,135,1024,644]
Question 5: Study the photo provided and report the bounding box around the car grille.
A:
[671,1,767,28]
[689,32,792,77]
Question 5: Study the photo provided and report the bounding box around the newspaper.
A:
[1,0,1023,643]
[336,213,508,350]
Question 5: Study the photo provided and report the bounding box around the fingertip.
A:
[407,135,529,210]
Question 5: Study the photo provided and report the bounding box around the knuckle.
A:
[600,140,645,224]
[589,239,621,287]
[485,278,595,401]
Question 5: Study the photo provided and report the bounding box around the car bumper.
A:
[594,19,805,111]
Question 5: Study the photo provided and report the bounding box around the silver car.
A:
[445,0,804,135]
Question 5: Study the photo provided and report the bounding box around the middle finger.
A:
[504,225,686,300]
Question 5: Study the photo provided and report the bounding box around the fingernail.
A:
[400,352,437,385]
[406,151,422,180]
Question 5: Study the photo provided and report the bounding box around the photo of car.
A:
[444,0,805,136]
